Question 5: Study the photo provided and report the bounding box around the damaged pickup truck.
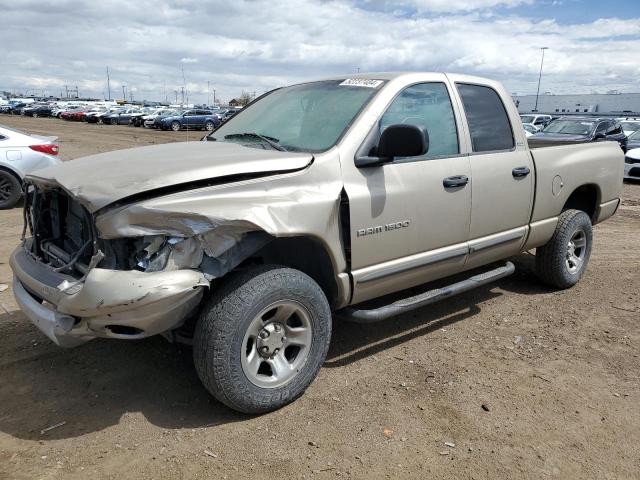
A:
[10,73,623,414]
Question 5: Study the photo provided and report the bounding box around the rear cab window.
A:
[456,83,515,153]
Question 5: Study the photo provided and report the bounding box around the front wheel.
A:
[204,120,215,131]
[171,121,181,131]
[535,209,593,289]
[193,265,332,414]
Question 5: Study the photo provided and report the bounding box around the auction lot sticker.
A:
[339,79,383,88]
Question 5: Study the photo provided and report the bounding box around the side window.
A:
[379,82,458,159]
[456,83,515,152]
[607,122,622,135]
[595,122,608,135]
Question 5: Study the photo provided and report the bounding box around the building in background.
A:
[513,92,640,115]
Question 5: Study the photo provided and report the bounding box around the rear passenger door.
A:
[454,82,534,269]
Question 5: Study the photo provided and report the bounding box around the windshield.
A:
[208,79,385,152]
[520,116,535,124]
[628,130,640,141]
[621,121,640,133]
[543,120,595,135]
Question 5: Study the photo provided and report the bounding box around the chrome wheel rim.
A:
[205,122,214,131]
[566,229,587,274]
[241,300,313,389]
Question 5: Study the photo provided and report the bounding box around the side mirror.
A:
[595,132,606,140]
[355,124,429,168]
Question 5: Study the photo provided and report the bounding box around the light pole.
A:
[534,47,548,112]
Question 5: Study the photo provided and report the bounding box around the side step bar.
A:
[340,261,515,324]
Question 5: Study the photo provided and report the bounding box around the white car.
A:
[0,125,62,208]
[619,119,640,137]
[625,148,640,181]
[523,123,540,137]
[521,114,552,129]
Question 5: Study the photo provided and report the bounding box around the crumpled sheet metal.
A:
[95,154,347,277]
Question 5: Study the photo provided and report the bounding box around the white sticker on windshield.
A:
[339,79,383,88]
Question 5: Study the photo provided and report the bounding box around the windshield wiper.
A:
[223,132,287,151]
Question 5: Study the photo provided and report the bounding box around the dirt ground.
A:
[0,115,638,480]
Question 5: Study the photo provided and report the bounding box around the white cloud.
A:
[0,0,638,102]
[363,0,533,13]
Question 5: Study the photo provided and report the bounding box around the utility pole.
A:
[122,84,126,102]
[106,66,111,100]
[213,89,216,105]
[174,90,178,104]
[207,81,210,106]
[534,47,548,113]
[181,86,185,105]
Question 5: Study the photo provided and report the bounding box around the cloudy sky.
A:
[1,0,639,103]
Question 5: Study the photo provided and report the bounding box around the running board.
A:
[340,261,515,323]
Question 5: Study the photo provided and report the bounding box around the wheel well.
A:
[245,236,339,308]
[563,184,599,221]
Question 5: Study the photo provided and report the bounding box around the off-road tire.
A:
[535,209,593,289]
[0,170,22,209]
[193,265,332,414]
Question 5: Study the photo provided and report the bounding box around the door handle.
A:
[443,175,469,188]
[512,166,531,178]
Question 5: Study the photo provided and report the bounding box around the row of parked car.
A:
[0,101,242,131]
[520,114,640,181]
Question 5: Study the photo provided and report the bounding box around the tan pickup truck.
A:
[10,73,623,413]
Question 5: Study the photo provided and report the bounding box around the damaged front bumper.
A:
[10,245,208,347]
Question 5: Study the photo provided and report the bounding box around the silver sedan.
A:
[0,125,62,208]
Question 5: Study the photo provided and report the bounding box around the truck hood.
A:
[26,141,313,213]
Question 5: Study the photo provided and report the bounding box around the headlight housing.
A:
[135,236,204,272]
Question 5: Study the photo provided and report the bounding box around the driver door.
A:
[342,80,472,304]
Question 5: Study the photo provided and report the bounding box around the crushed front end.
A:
[10,184,208,347]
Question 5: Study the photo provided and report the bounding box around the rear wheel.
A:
[171,121,181,132]
[204,120,215,131]
[535,209,593,289]
[193,265,332,414]
[0,171,22,209]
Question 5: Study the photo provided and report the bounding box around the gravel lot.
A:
[0,116,639,480]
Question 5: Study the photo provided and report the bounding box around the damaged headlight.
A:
[136,236,204,272]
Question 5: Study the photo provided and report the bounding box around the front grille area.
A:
[24,185,95,277]
[625,156,640,164]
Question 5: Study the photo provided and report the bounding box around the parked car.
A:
[0,125,61,208]
[626,129,640,151]
[9,73,623,414]
[158,109,221,131]
[140,108,172,128]
[22,104,53,118]
[529,117,628,151]
[86,107,120,123]
[523,124,539,137]
[7,103,27,115]
[149,109,183,128]
[104,108,140,125]
[520,114,552,129]
[60,106,87,120]
[625,148,640,181]
[619,119,640,137]
[220,108,240,122]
